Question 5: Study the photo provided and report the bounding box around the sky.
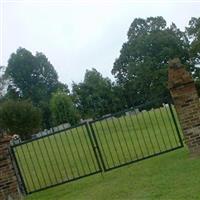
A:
[1,0,200,88]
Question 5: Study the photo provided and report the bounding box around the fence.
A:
[89,102,183,171]
[10,98,183,195]
[10,123,102,194]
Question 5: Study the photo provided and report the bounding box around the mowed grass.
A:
[91,105,181,169]
[14,105,182,194]
[14,125,100,193]
[25,148,200,200]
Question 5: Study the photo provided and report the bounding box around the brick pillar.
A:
[0,136,21,200]
[168,58,200,155]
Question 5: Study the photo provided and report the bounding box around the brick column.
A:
[168,58,200,155]
[0,136,21,200]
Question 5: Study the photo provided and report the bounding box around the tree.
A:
[50,92,79,126]
[5,47,69,104]
[0,66,7,99]
[186,17,200,95]
[5,47,69,128]
[0,100,42,139]
[72,68,119,118]
[112,17,191,107]
[186,17,200,65]
[38,101,53,129]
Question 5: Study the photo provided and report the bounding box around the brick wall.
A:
[168,59,200,155]
[0,136,21,200]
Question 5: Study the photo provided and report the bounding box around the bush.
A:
[50,92,80,126]
[0,100,42,139]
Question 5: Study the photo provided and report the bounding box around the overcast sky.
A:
[1,0,200,88]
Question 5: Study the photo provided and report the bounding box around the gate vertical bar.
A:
[85,122,106,171]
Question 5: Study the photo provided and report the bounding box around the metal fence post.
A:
[9,146,28,195]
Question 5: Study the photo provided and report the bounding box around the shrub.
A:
[0,100,42,139]
[50,92,80,126]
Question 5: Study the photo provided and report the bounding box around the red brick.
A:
[168,61,200,154]
[0,136,21,199]
[168,60,200,156]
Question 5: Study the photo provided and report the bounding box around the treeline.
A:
[0,16,200,138]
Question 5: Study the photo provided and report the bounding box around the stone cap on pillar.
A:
[168,58,193,89]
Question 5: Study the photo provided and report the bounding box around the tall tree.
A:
[186,17,200,94]
[72,68,118,118]
[112,17,191,107]
[5,48,69,128]
[5,47,68,104]
[186,17,200,65]
[0,66,7,99]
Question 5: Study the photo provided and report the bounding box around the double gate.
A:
[10,100,183,195]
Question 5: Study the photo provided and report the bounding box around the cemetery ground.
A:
[25,148,200,200]
[12,106,200,199]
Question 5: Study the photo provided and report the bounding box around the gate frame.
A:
[9,99,184,195]
[10,122,103,195]
[88,100,184,172]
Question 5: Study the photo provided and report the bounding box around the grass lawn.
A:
[25,147,200,200]
[12,104,184,196]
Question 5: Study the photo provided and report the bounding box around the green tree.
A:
[5,47,69,128]
[0,100,42,139]
[0,66,7,99]
[38,101,53,129]
[186,17,200,65]
[50,92,79,126]
[5,47,69,104]
[72,68,119,118]
[186,17,200,95]
[112,17,191,107]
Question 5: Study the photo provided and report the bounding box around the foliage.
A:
[5,47,69,105]
[50,92,79,126]
[186,17,200,94]
[72,68,120,118]
[186,17,200,65]
[0,100,42,139]
[112,16,192,107]
[38,101,53,129]
[0,66,7,99]
[4,48,69,128]
[3,16,200,128]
